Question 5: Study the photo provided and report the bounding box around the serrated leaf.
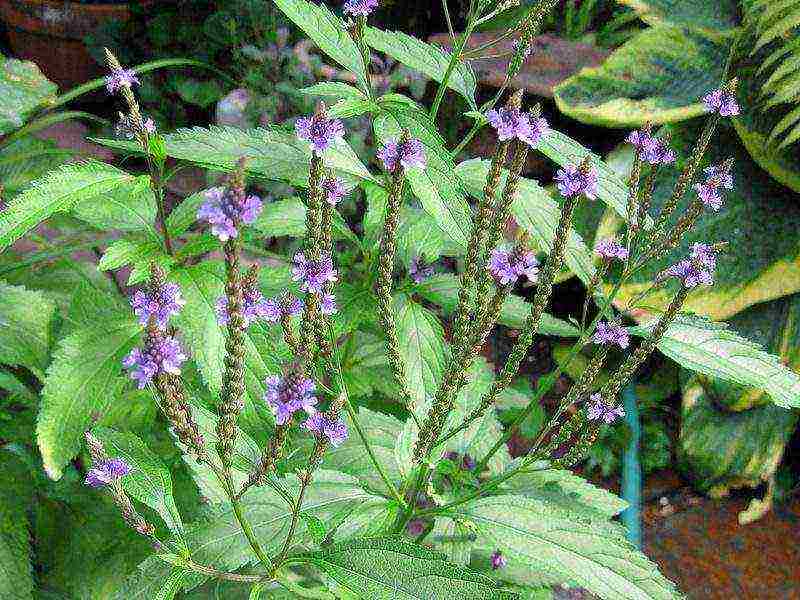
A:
[71,176,159,235]
[37,318,142,479]
[454,495,683,600]
[365,29,477,109]
[618,0,740,36]
[92,427,185,539]
[300,82,366,100]
[0,161,136,251]
[299,537,517,599]
[273,0,368,91]
[98,237,175,286]
[456,158,595,285]
[0,136,72,197]
[0,53,57,134]
[111,557,195,600]
[252,197,358,245]
[0,455,34,600]
[414,274,579,337]
[0,280,57,378]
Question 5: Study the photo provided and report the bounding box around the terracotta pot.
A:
[0,0,152,90]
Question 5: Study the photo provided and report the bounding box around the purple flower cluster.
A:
[661,242,717,288]
[319,292,338,315]
[123,334,187,388]
[197,187,263,242]
[595,237,629,262]
[587,393,625,424]
[295,110,345,155]
[377,138,427,172]
[105,68,139,94]
[513,39,533,60]
[322,176,347,206]
[343,0,379,17]
[486,107,549,147]
[626,130,676,165]
[694,163,734,211]
[593,321,630,349]
[84,457,131,488]
[292,252,339,294]
[491,550,507,570]
[488,247,539,285]
[268,293,305,321]
[130,282,185,330]
[264,373,318,425]
[409,255,434,284]
[304,411,349,447]
[702,88,740,117]
[216,282,275,328]
[555,164,599,200]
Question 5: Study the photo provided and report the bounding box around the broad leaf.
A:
[0,452,34,600]
[0,54,56,134]
[554,26,727,126]
[98,237,175,286]
[300,81,366,100]
[0,136,72,197]
[0,280,57,378]
[365,29,478,109]
[0,161,136,251]
[252,196,358,245]
[300,537,517,599]
[71,176,159,236]
[618,0,740,36]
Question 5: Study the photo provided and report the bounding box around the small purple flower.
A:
[593,321,630,349]
[660,243,717,288]
[702,88,740,117]
[262,292,305,323]
[587,393,625,424]
[406,519,426,537]
[486,107,549,147]
[555,163,599,200]
[626,130,676,165]
[130,282,185,329]
[491,550,507,570]
[462,454,476,471]
[377,138,427,172]
[105,68,139,94]
[292,252,338,294]
[693,163,734,211]
[123,334,187,388]
[488,248,539,285]
[216,282,274,328]
[343,0,379,17]
[322,176,347,206]
[265,373,318,425]
[595,237,629,262]
[295,109,345,155]
[318,292,338,315]
[409,256,434,284]
[84,457,132,488]
[513,39,532,59]
[197,187,263,242]
[303,412,349,447]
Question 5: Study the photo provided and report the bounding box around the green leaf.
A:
[0,280,57,378]
[0,161,137,251]
[111,557,192,600]
[300,82,366,100]
[173,77,223,108]
[453,495,682,600]
[94,126,376,188]
[273,0,368,90]
[91,427,185,539]
[630,314,800,409]
[166,190,206,237]
[299,537,517,599]
[414,274,579,337]
[365,29,478,109]
[70,176,159,236]
[98,237,175,286]
[252,197,358,245]
[37,318,142,479]
[617,0,740,36]
[554,26,727,126]
[456,159,596,285]
[0,454,34,600]
[0,136,72,197]
[0,54,57,134]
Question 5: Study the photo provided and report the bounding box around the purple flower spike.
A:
[303,412,349,447]
[693,162,734,211]
[292,252,338,294]
[105,68,139,94]
[197,187,263,242]
[130,282,185,330]
[295,108,345,155]
[343,0,379,17]
[216,282,274,328]
[409,256,434,284]
[595,237,629,262]
[660,243,717,288]
[488,247,539,285]
[486,107,549,147]
[555,163,599,200]
[593,321,630,349]
[702,88,740,117]
[319,292,338,315]
[123,334,187,388]
[587,393,625,424]
[491,550,507,570]
[377,138,427,172]
[85,457,132,488]
[626,130,676,165]
[322,176,347,206]
[265,373,317,425]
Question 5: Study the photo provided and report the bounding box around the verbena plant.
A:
[2,1,800,598]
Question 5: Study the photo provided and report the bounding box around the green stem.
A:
[430,14,477,120]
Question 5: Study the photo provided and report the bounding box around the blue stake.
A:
[621,381,642,548]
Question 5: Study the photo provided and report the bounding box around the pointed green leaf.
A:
[98,237,175,285]
[0,54,57,134]
[617,0,740,36]
[0,280,57,378]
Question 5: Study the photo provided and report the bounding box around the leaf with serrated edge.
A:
[0,280,57,379]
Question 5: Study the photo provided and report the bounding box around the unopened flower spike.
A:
[586,392,625,424]
[555,156,599,200]
[702,79,739,117]
[295,102,345,155]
